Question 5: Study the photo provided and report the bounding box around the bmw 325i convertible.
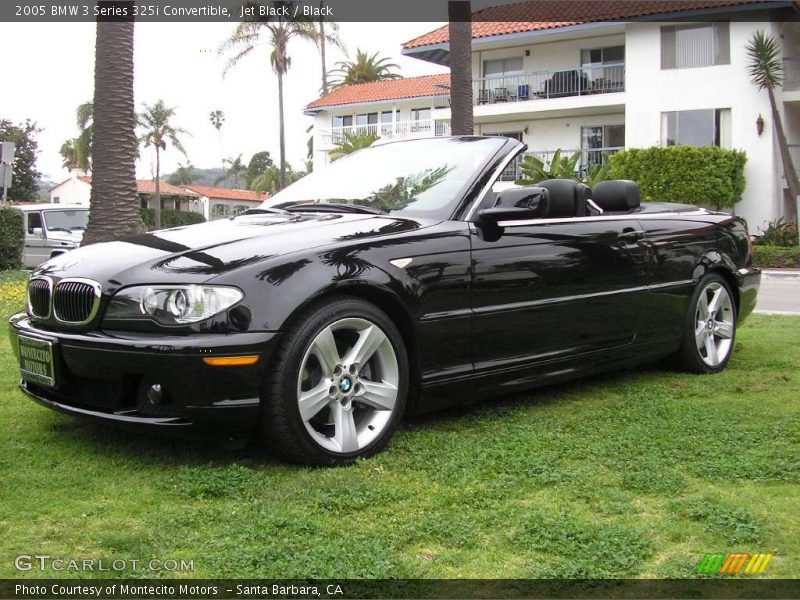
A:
[9,137,760,465]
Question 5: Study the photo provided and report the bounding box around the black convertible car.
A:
[9,137,760,465]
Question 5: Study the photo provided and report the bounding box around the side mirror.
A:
[31,227,43,237]
[477,186,549,223]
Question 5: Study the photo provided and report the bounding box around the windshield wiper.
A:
[282,202,388,215]
[242,207,290,216]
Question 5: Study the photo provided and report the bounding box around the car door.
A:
[469,216,649,373]
[24,211,48,268]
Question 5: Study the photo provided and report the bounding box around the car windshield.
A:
[44,209,89,232]
[262,137,509,218]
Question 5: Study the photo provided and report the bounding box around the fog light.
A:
[147,384,162,405]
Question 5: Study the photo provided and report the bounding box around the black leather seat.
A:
[537,179,590,218]
[592,180,641,213]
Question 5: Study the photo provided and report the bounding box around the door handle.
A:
[620,227,644,241]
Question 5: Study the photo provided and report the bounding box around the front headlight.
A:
[104,285,243,326]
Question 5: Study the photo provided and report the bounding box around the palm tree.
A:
[167,161,197,186]
[82,2,144,245]
[448,1,473,135]
[330,131,378,161]
[215,154,247,187]
[747,30,800,223]
[138,100,189,230]
[315,7,344,95]
[59,139,78,171]
[328,49,402,89]
[75,101,94,172]
[209,109,225,170]
[220,2,318,190]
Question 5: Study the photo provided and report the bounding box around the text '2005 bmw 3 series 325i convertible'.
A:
[9,137,760,466]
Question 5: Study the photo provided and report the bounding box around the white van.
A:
[14,204,88,268]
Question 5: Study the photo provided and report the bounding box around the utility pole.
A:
[0,141,16,205]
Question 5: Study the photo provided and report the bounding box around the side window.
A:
[27,212,43,235]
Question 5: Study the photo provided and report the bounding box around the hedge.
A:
[0,206,23,270]
[608,145,747,209]
[752,246,800,269]
[140,208,205,230]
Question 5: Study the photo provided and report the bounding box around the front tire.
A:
[260,296,408,466]
[674,273,737,374]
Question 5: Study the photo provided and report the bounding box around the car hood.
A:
[33,212,429,290]
[47,230,84,244]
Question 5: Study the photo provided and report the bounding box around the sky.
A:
[1,20,447,185]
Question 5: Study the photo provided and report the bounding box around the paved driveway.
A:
[755,270,800,315]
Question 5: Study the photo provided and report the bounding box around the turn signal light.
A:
[202,355,260,367]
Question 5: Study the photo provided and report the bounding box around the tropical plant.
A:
[250,162,306,194]
[753,217,798,247]
[329,131,379,161]
[75,101,93,172]
[59,139,78,171]
[209,109,225,169]
[220,2,319,190]
[138,100,189,230]
[328,49,402,89]
[82,4,144,245]
[584,161,612,187]
[215,154,247,187]
[746,30,800,223]
[246,151,274,188]
[515,149,582,185]
[167,161,197,186]
[448,1,473,135]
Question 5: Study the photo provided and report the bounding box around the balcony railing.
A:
[785,57,800,91]
[472,64,625,106]
[502,146,624,181]
[319,119,451,147]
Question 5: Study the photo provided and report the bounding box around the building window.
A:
[380,111,393,135]
[232,204,249,216]
[483,57,524,79]
[661,108,731,147]
[580,46,625,90]
[410,108,432,133]
[211,203,230,219]
[52,196,60,204]
[661,23,730,69]
[140,196,148,209]
[483,57,524,99]
[331,115,353,128]
[581,125,625,169]
[355,112,378,135]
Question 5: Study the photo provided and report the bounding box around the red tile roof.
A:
[403,0,779,48]
[183,185,269,202]
[306,73,451,109]
[76,176,198,196]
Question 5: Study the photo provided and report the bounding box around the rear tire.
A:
[674,273,737,374]
[259,296,408,466]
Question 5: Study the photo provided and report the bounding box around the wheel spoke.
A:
[715,320,734,340]
[704,336,719,365]
[332,403,359,453]
[358,380,398,411]
[344,325,386,366]
[695,322,707,348]
[312,327,340,375]
[298,381,332,422]
[707,287,724,314]
[697,292,709,320]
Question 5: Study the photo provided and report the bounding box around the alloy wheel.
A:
[694,281,734,367]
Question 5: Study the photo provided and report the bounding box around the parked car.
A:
[13,204,88,268]
[8,137,760,466]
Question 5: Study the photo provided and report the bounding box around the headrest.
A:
[537,179,587,218]
[592,180,641,212]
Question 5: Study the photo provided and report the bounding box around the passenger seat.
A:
[592,180,641,214]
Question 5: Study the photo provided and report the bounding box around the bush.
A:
[0,206,23,270]
[139,208,205,231]
[608,145,747,209]
[752,246,800,268]
[753,217,798,247]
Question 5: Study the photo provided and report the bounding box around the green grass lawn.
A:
[1,269,798,579]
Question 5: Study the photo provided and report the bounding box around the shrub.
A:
[608,145,747,209]
[139,208,205,231]
[0,206,23,270]
[751,246,800,268]
[753,217,798,247]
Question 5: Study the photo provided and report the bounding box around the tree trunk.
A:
[154,147,161,230]
[278,69,287,189]
[768,86,800,223]
[82,1,145,246]
[319,13,328,95]
[448,1,473,136]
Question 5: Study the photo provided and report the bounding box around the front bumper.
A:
[8,313,280,437]
[735,266,761,322]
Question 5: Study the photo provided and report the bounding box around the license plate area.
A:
[18,335,56,388]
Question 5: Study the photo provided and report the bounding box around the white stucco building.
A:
[305,0,800,230]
